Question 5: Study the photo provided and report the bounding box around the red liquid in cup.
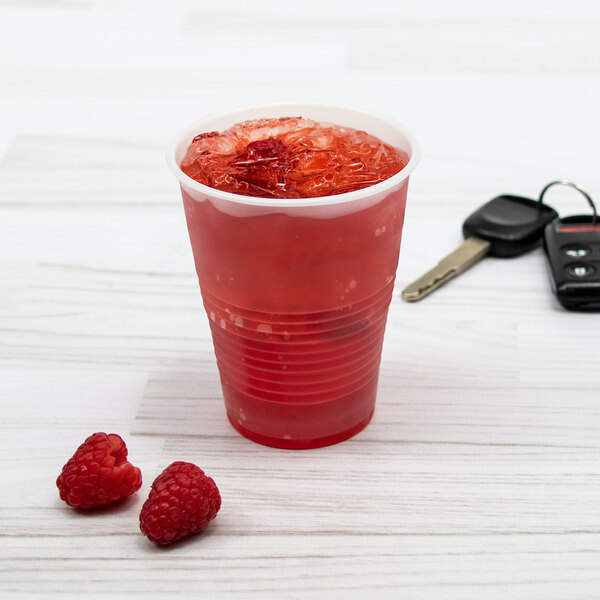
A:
[178,116,410,449]
[180,117,407,199]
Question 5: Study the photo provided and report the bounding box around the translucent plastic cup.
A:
[168,104,419,449]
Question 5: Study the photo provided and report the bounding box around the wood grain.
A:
[1,1,600,598]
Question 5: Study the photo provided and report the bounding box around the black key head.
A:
[543,215,600,311]
[462,195,559,258]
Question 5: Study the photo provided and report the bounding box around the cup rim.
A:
[166,103,420,208]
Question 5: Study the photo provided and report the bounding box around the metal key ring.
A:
[538,180,598,224]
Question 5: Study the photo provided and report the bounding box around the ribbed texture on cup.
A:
[201,281,394,406]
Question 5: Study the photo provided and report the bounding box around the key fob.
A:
[543,215,600,310]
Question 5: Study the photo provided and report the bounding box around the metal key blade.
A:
[401,237,491,302]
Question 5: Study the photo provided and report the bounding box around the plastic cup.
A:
[167,104,419,449]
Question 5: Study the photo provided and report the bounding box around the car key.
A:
[402,186,559,301]
[542,180,600,311]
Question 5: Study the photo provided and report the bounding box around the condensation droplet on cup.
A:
[349,280,357,289]
[235,316,244,327]
[216,273,221,282]
[220,319,227,329]
[210,311,216,322]
[375,228,381,237]
[257,323,272,334]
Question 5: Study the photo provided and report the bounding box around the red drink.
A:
[169,105,419,449]
[179,116,407,199]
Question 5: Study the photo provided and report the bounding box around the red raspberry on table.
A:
[56,432,142,509]
[139,461,221,545]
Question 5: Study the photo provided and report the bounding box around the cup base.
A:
[226,408,374,450]
[220,373,379,449]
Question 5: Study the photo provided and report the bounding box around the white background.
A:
[1,1,600,598]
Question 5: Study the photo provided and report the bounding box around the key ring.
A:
[538,180,598,224]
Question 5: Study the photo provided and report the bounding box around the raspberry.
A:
[245,138,288,161]
[56,432,142,509]
[139,461,221,545]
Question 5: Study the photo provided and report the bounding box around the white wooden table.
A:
[1,1,599,598]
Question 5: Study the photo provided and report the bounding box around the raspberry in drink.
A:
[169,106,418,449]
